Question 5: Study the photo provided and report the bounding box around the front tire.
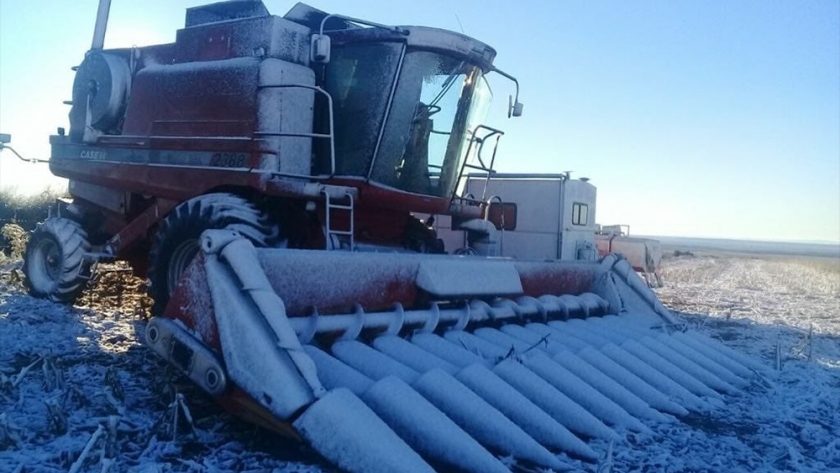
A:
[148,193,276,315]
[23,217,91,303]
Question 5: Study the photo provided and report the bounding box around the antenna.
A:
[454,13,465,34]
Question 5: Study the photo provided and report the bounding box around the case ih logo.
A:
[80,150,107,160]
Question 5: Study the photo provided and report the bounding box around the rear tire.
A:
[23,217,91,303]
[148,193,276,315]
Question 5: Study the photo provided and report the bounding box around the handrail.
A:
[450,124,504,207]
[255,83,336,180]
[318,13,407,37]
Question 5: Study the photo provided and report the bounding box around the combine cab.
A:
[17,1,765,471]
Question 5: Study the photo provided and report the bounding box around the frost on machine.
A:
[13,1,768,472]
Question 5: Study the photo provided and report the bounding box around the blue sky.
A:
[1,0,838,242]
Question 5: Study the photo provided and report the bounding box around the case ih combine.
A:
[13,1,765,471]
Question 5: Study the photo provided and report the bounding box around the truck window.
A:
[487,202,517,231]
[572,202,588,226]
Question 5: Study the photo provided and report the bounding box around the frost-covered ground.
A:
[0,263,335,473]
[627,255,840,472]
[1,254,838,473]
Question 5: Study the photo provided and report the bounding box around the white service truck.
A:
[436,173,662,285]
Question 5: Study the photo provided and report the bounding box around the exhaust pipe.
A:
[91,0,112,50]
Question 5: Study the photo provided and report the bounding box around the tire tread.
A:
[148,193,276,315]
[23,217,91,303]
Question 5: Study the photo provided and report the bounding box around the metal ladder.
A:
[323,190,355,251]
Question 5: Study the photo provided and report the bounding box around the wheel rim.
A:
[31,237,62,286]
[168,239,199,295]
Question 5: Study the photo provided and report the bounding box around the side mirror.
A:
[310,34,331,64]
[508,96,524,118]
[512,100,524,117]
[493,67,522,118]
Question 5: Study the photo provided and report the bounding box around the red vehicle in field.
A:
[5,2,760,472]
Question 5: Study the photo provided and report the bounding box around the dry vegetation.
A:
[0,188,62,231]
[78,263,154,321]
[657,254,840,338]
[657,251,840,366]
[0,187,153,318]
[0,188,59,264]
[0,224,28,261]
[0,223,152,319]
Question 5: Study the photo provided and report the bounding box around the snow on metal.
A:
[372,335,459,374]
[454,363,598,460]
[523,353,650,432]
[576,346,690,416]
[148,231,768,473]
[362,376,510,473]
[492,358,621,441]
[201,234,316,419]
[293,388,435,473]
[412,369,569,471]
[415,258,523,298]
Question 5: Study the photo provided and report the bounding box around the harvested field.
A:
[658,254,840,362]
[0,251,838,472]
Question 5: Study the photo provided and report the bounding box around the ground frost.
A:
[0,254,837,472]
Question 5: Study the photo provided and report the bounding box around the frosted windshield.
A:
[323,43,402,176]
[372,50,492,198]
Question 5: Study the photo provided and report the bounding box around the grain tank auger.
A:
[20,1,767,471]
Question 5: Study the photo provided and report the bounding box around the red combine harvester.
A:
[31,0,522,312]
[13,1,765,472]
